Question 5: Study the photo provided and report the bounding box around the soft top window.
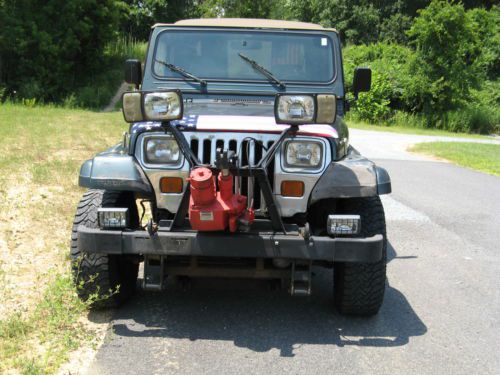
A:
[153,30,335,84]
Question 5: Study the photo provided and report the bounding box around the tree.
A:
[120,0,200,40]
[0,0,121,101]
[197,0,275,18]
[281,0,418,45]
[406,0,482,113]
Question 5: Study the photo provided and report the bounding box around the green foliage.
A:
[379,12,413,44]
[342,2,499,134]
[0,273,92,374]
[69,38,147,109]
[353,72,393,122]
[120,0,200,40]
[281,0,433,45]
[198,0,275,18]
[343,43,413,117]
[0,0,122,102]
[467,6,500,80]
[407,0,481,113]
[0,0,497,133]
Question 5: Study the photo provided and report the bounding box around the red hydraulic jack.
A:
[188,157,254,232]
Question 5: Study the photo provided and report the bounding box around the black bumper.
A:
[77,226,384,263]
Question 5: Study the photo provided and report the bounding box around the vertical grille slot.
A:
[267,141,275,191]
[253,142,264,209]
[229,140,237,153]
[240,140,250,203]
[215,139,224,153]
[202,139,211,164]
[190,139,199,161]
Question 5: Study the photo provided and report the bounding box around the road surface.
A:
[86,129,500,375]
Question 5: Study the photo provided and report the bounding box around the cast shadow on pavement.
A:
[97,241,426,357]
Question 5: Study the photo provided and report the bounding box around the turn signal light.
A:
[281,180,304,197]
[160,177,183,193]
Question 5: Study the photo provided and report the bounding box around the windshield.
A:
[153,30,335,84]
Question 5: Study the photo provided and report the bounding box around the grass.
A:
[410,142,500,176]
[348,119,493,139]
[0,102,126,374]
[0,275,91,374]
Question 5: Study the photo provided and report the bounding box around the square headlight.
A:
[275,95,316,125]
[122,90,183,123]
[284,140,323,169]
[143,91,183,121]
[144,137,181,165]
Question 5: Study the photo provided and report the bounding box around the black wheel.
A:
[70,189,139,308]
[334,196,387,316]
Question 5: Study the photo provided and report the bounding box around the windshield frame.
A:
[150,28,338,87]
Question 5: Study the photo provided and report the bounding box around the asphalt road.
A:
[87,130,500,375]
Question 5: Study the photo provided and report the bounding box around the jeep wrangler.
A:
[71,18,391,316]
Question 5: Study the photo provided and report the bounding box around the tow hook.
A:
[146,218,158,237]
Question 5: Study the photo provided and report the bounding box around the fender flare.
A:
[79,145,152,195]
[310,147,391,204]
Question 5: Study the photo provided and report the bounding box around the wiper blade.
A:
[155,59,207,86]
[238,53,286,89]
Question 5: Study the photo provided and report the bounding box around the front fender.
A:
[310,147,391,204]
[79,145,152,195]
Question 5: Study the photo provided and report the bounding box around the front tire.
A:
[70,190,139,308]
[334,196,387,316]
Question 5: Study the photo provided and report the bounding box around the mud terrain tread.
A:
[334,196,387,316]
[70,189,137,308]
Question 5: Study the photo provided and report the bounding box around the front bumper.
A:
[77,226,384,263]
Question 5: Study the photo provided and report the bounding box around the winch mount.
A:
[161,121,295,233]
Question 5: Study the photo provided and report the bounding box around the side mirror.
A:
[125,59,142,89]
[353,67,371,99]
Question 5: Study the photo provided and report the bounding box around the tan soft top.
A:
[152,18,337,32]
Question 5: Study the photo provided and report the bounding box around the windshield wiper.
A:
[155,59,207,86]
[238,53,286,89]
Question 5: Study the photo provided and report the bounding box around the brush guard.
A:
[163,120,293,233]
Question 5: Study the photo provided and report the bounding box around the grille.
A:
[187,132,278,212]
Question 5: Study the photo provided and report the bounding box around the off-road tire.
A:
[334,196,387,316]
[70,189,139,308]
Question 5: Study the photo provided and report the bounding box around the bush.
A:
[0,0,121,102]
[467,6,499,80]
[343,43,414,121]
[352,72,392,123]
[342,2,499,134]
[70,37,147,109]
[407,0,482,113]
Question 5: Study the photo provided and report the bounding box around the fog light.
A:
[98,208,129,229]
[327,215,360,235]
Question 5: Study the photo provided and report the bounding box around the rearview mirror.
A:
[353,67,371,99]
[125,59,142,89]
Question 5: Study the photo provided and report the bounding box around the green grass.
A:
[348,119,493,139]
[0,275,92,374]
[410,142,500,176]
[0,102,126,374]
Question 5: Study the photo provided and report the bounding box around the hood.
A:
[131,114,338,139]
